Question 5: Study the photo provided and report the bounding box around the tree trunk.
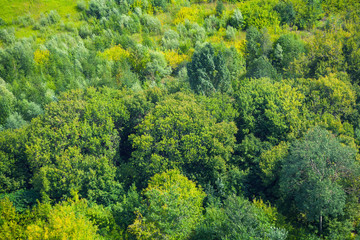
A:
[319,214,322,236]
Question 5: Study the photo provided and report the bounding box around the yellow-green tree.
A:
[25,197,101,240]
[0,198,24,239]
[129,169,206,240]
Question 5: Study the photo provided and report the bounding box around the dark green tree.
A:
[272,34,305,73]
[274,1,296,26]
[228,9,244,29]
[216,1,225,17]
[192,194,287,240]
[25,88,130,203]
[280,127,358,235]
[187,43,230,96]
[246,55,277,79]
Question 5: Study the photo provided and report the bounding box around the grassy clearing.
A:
[0,0,81,23]
[0,0,88,39]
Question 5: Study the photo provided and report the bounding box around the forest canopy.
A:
[1,0,360,239]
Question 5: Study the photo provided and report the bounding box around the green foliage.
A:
[4,112,27,130]
[129,169,206,240]
[260,141,289,186]
[0,189,40,213]
[144,50,171,80]
[225,26,236,41]
[112,184,142,230]
[307,30,346,77]
[233,78,306,143]
[0,39,34,82]
[25,197,103,240]
[293,74,356,119]
[228,8,244,29]
[0,28,15,45]
[162,30,180,50]
[274,1,296,26]
[273,34,306,73]
[247,55,278,79]
[0,80,16,125]
[280,127,358,233]
[239,0,280,29]
[204,15,221,35]
[187,43,231,95]
[0,127,31,193]
[1,0,360,237]
[192,194,287,240]
[37,10,61,28]
[344,29,360,83]
[130,92,237,185]
[0,197,25,239]
[216,1,225,17]
[245,26,274,78]
[142,14,162,34]
[25,88,129,203]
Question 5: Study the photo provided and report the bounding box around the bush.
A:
[225,26,236,40]
[0,28,15,45]
[0,18,5,26]
[204,15,220,35]
[88,0,109,19]
[117,14,141,33]
[37,10,61,27]
[142,14,162,34]
[4,112,27,130]
[162,30,180,50]
[274,1,296,26]
[145,51,171,80]
[216,1,225,17]
[246,55,277,79]
[77,0,87,11]
[79,23,92,38]
[152,0,168,12]
[13,15,35,27]
[228,9,244,29]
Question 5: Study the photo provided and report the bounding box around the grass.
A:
[0,0,81,23]
[0,0,88,39]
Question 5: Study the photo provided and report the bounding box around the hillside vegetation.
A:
[1,0,360,239]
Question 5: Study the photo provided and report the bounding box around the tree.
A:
[272,34,305,73]
[280,127,358,235]
[233,78,306,143]
[0,127,31,193]
[25,197,102,240]
[246,55,277,79]
[228,9,244,29]
[292,74,356,119]
[187,43,230,95]
[344,29,360,83]
[130,92,237,185]
[274,1,296,26]
[0,79,16,125]
[25,88,130,203]
[129,169,206,240]
[216,1,225,17]
[245,27,276,79]
[0,197,25,239]
[192,194,287,240]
